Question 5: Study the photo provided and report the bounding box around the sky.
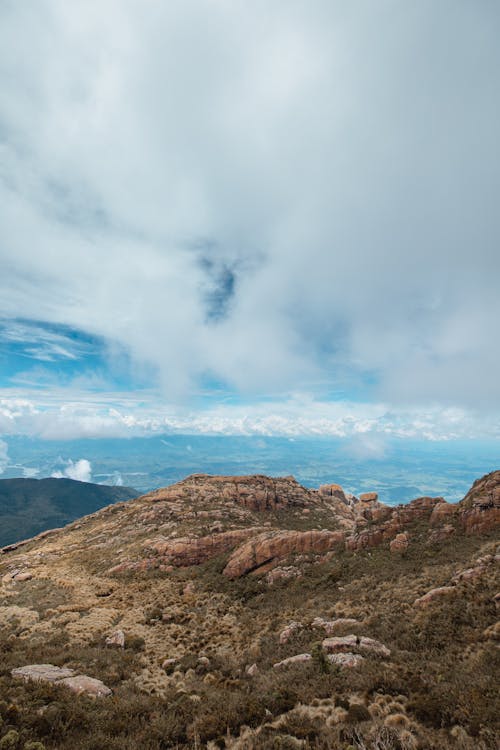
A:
[0,1,499,461]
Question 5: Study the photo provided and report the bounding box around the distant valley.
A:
[0,477,138,547]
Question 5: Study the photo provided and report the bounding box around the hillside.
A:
[0,471,498,749]
[0,477,138,548]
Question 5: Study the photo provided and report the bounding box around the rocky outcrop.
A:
[322,635,391,657]
[429,501,457,526]
[458,471,500,534]
[149,474,316,512]
[145,528,261,567]
[327,652,364,668]
[414,586,456,608]
[223,529,345,578]
[279,621,303,644]
[273,653,312,669]
[390,533,409,554]
[105,629,125,648]
[11,664,111,697]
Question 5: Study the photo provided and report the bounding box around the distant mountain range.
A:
[0,477,138,547]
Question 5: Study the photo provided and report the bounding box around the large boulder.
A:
[57,675,112,697]
[11,665,74,683]
[11,664,112,697]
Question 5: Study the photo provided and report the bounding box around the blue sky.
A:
[0,1,499,461]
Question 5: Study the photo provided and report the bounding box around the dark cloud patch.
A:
[198,255,237,323]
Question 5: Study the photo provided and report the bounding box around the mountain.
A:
[0,471,498,749]
[0,477,138,548]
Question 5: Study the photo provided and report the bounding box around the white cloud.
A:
[0,1,498,416]
[52,458,92,483]
[0,390,498,442]
[0,439,9,475]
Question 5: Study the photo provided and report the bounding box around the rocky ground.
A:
[0,471,498,749]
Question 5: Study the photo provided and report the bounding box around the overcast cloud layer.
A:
[0,1,499,440]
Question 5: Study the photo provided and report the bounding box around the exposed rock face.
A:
[429,501,457,526]
[145,528,261,568]
[223,529,345,578]
[458,471,500,534]
[346,496,445,551]
[148,474,316,513]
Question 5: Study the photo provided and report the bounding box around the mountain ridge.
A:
[0,470,498,749]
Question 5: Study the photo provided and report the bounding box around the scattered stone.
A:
[279,621,303,644]
[273,653,312,669]
[162,658,177,671]
[327,652,364,668]
[482,621,500,640]
[105,629,125,648]
[246,663,259,676]
[311,616,359,634]
[14,571,33,582]
[266,566,302,585]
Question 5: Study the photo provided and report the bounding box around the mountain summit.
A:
[0,471,498,749]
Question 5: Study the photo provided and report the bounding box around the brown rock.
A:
[273,653,312,669]
[223,529,345,578]
[429,501,456,526]
[414,586,456,608]
[359,492,378,503]
[458,471,500,534]
[147,528,262,568]
[322,635,390,657]
[105,630,125,648]
[390,532,409,554]
[279,621,303,644]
